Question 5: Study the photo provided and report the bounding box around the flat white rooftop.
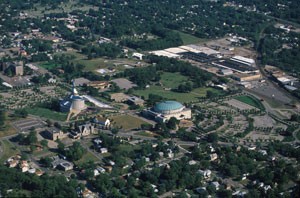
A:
[164,47,188,54]
[231,56,255,64]
[149,50,180,58]
[187,45,220,55]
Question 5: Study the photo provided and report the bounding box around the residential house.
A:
[59,162,74,171]
[210,153,218,161]
[78,123,95,137]
[94,116,111,128]
[100,148,108,154]
[19,160,29,172]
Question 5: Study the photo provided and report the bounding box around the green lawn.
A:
[0,140,20,164]
[160,72,189,89]
[117,144,140,153]
[133,86,222,103]
[234,95,265,110]
[75,151,99,166]
[26,107,67,121]
[110,115,149,131]
[39,62,58,70]
[76,58,110,72]
[173,30,206,45]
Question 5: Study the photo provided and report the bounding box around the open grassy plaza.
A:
[160,72,189,89]
[110,114,149,131]
[25,107,67,122]
[134,86,223,103]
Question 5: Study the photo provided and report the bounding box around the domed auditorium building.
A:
[143,101,191,122]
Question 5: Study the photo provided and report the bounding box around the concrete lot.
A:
[253,115,276,128]
[225,99,256,110]
[111,78,137,90]
[251,82,292,104]
[13,118,45,132]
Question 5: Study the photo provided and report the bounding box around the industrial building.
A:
[180,51,219,63]
[230,56,255,67]
[143,101,191,122]
[231,72,262,82]
[212,59,258,74]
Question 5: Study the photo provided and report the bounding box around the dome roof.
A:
[154,101,184,113]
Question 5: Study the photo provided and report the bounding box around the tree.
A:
[166,117,179,130]
[207,133,218,143]
[57,141,65,154]
[54,122,62,129]
[207,90,218,98]
[13,109,28,118]
[23,130,38,145]
[66,142,86,161]
[46,119,53,127]
[40,139,48,148]
[40,156,53,167]
[111,128,119,135]
[0,110,6,128]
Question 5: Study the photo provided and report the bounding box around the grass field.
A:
[75,151,99,166]
[117,144,140,153]
[110,115,149,131]
[160,72,189,89]
[173,30,206,45]
[234,95,265,110]
[76,58,110,72]
[134,86,223,103]
[26,107,67,121]
[0,140,20,164]
[56,51,139,74]
[0,124,17,138]
[39,62,58,70]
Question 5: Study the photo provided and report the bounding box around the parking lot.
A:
[13,118,45,132]
[251,82,292,104]
[225,99,256,110]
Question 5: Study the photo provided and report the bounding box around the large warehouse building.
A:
[143,101,191,122]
